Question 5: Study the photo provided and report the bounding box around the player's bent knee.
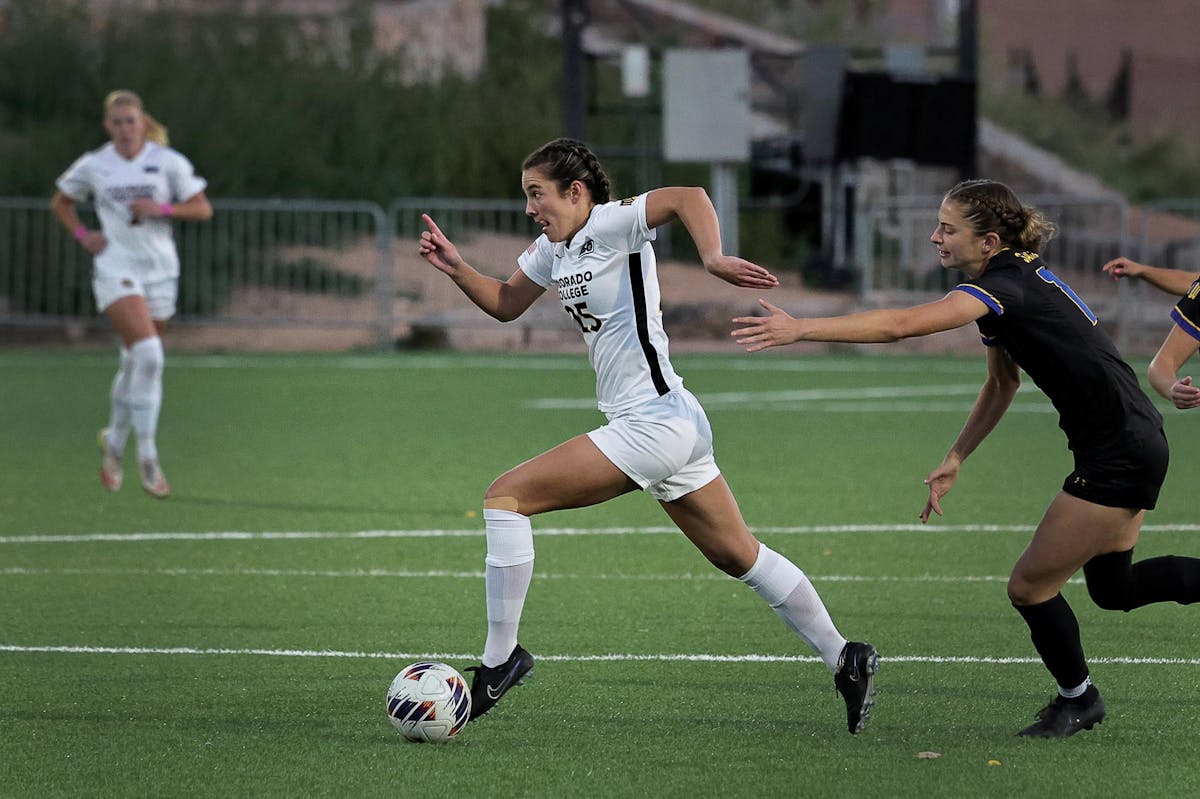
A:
[1082,549,1136,612]
[126,336,164,406]
[1085,580,1134,612]
[1006,576,1039,606]
[129,336,164,375]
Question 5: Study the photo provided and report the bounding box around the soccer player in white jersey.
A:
[50,90,212,497]
[419,137,879,734]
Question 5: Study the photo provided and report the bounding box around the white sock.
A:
[1059,677,1091,699]
[106,347,133,454]
[481,508,535,667]
[126,336,164,463]
[739,543,848,672]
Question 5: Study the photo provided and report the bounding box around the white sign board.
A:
[621,45,651,98]
[662,49,750,163]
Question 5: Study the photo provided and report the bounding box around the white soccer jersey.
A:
[56,142,207,281]
[519,192,685,415]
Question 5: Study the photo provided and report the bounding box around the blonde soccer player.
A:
[51,90,212,497]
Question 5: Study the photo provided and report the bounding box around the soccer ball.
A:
[386,661,472,743]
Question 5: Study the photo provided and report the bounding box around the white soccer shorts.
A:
[587,386,720,502]
[93,271,178,321]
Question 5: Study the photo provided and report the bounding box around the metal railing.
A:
[1,197,396,346]
[0,196,549,349]
[390,197,534,241]
[3,193,1199,353]
[856,194,1130,295]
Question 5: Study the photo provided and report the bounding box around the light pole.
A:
[562,0,589,139]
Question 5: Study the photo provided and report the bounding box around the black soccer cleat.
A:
[1016,686,1106,738]
[833,641,879,735]
[464,643,535,721]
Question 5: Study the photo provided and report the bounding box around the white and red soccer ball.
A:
[385,661,472,743]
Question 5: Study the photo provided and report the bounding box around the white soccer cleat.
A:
[98,428,123,492]
[139,458,171,498]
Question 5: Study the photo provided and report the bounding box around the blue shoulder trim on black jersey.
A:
[954,284,1004,315]
[1171,307,1200,342]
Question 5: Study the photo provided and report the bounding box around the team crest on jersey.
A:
[620,195,638,206]
[143,165,160,173]
[579,238,594,255]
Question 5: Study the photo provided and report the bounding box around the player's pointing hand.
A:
[419,213,466,275]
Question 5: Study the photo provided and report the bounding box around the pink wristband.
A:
[159,203,173,217]
[73,226,88,241]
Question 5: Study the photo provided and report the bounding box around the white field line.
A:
[0,565,1080,585]
[6,523,1200,545]
[1,643,1196,666]
[729,402,1058,413]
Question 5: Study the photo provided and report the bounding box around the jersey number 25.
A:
[565,302,602,333]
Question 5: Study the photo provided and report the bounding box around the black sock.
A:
[1014,593,1089,690]
[1085,549,1200,611]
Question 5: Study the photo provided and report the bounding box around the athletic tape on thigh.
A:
[483,496,520,512]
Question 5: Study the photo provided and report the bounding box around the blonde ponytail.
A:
[142,112,169,146]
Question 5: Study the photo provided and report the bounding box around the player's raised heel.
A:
[465,643,534,721]
[98,428,123,492]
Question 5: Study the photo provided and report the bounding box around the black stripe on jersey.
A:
[627,252,670,396]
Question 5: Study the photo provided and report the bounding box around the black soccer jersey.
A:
[1170,278,1200,341]
[953,249,1162,456]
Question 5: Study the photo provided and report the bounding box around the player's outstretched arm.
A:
[732,292,988,351]
[1149,326,1200,409]
[1101,256,1199,296]
[418,213,544,322]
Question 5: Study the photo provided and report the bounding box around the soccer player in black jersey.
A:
[1149,276,1200,409]
[733,178,1200,738]
[1101,257,1200,408]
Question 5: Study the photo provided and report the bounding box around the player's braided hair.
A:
[944,179,1056,253]
[522,138,612,204]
